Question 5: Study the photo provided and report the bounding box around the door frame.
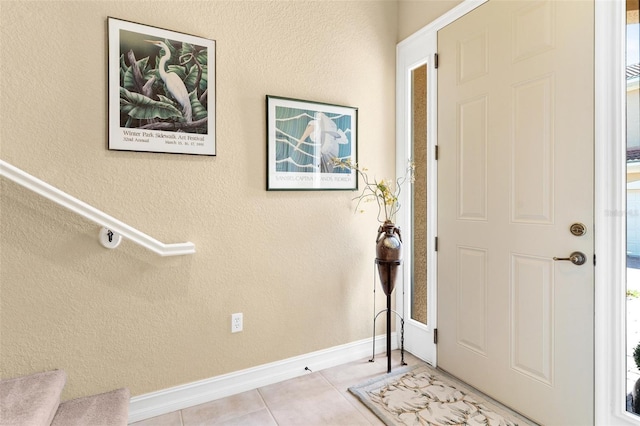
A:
[395,0,487,365]
[396,0,633,423]
[395,32,437,364]
[594,0,635,424]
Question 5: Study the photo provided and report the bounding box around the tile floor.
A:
[129,350,422,426]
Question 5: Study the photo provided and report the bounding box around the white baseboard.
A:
[128,333,397,423]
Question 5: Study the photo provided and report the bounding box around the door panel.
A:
[457,95,488,220]
[437,1,594,424]
[457,246,488,355]
[511,253,553,384]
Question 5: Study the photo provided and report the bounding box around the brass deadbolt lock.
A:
[570,223,587,237]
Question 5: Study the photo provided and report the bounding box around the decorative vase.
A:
[375,221,403,296]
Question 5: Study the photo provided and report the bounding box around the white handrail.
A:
[0,160,195,256]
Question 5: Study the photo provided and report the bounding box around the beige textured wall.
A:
[0,0,398,400]
[397,0,463,41]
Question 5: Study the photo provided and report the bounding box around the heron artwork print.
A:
[266,96,358,191]
[108,18,216,155]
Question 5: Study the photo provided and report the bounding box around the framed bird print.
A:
[266,96,358,191]
[108,18,216,155]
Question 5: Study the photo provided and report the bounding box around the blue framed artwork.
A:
[266,96,358,190]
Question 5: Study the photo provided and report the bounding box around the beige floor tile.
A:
[258,373,371,425]
[344,394,384,425]
[265,398,371,426]
[129,410,183,426]
[258,373,331,405]
[181,390,266,426]
[214,408,277,426]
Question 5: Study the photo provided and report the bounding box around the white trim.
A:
[0,160,195,256]
[128,333,397,423]
[594,0,637,424]
[395,33,438,365]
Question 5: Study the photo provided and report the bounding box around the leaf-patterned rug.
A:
[349,365,537,426]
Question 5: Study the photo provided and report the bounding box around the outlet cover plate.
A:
[231,313,243,333]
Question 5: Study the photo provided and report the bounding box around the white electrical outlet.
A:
[231,313,243,333]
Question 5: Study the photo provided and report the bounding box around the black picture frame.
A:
[266,96,358,190]
[108,17,216,155]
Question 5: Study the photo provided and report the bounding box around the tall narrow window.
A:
[411,64,428,325]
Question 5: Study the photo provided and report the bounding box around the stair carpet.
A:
[0,370,129,426]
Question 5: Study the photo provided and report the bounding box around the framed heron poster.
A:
[108,18,216,155]
[266,96,358,190]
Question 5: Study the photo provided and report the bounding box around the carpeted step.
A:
[51,387,130,426]
[0,369,67,426]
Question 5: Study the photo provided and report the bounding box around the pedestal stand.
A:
[369,259,406,373]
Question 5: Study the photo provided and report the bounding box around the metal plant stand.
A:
[370,259,406,373]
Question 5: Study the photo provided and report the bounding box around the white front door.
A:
[437,1,594,424]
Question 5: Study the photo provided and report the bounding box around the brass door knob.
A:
[553,251,587,266]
